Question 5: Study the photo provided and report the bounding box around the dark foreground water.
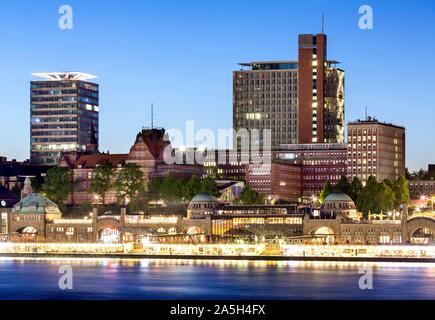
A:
[0,258,435,300]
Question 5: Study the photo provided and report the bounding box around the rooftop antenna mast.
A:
[365,106,368,120]
[151,103,154,129]
[322,13,325,33]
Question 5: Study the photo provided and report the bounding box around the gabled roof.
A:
[76,154,128,168]
[134,128,171,158]
[12,193,62,214]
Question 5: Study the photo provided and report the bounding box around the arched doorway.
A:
[183,226,206,243]
[313,226,335,244]
[17,226,38,242]
[98,227,121,244]
[185,226,205,235]
[411,228,434,245]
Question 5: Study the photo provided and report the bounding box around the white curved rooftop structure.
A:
[32,72,97,81]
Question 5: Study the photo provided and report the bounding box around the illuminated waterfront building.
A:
[30,72,100,165]
[1,183,435,246]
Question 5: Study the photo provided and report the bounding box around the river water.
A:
[0,258,434,300]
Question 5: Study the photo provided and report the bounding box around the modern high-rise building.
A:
[298,33,345,144]
[347,117,406,184]
[233,61,299,149]
[30,72,100,165]
[233,32,344,150]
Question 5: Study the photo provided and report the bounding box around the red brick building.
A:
[298,33,345,144]
[245,161,302,203]
[59,128,203,205]
[270,161,302,202]
[276,143,347,197]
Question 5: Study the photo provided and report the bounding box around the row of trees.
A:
[235,185,265,205]
[320,176,363,203]
[320,175,410,217]
[40,164,221,209]
[148,174,219,202]
[41,163,146,207]
[406,168,435,181]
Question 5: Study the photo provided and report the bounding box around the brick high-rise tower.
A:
[298,33,345,144]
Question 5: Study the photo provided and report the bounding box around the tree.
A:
[41,167,73,205]
[356,176,395,218]
[160,173,184,201]
[405,168,412,180]
[377,182,395,213]
[89,162,115,204]
[181,175,201,201]
[349,177,363,202]
[238,185,264,205]
[393,176,410,209]
[200,176,220,197]
[319,181,334,204]
[114,163,145,207]
[148,177,164,200]
[356,176,377,217]
[31,178,43,193]
[383,178,394,190]
[407,168,435,181]
[334,176,351,195]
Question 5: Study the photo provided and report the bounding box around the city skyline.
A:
[0,0,434,170]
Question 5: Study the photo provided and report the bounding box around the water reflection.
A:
[0,258,434,300]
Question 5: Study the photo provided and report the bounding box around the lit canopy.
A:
[32,72,98,81]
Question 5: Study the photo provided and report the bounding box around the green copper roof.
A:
[324,193,353,202]
[190,193,219,203]
[12,193,62,215]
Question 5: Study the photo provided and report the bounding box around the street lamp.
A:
[94,194,100,203]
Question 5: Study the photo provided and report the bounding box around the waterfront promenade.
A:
[1,242,435,263]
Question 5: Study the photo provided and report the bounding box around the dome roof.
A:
[190,193,219,203]
[12,193,62,214]
[324,193,353,202]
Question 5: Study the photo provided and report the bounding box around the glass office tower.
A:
[30,72,99,165]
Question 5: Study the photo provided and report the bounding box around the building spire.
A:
[21,176,33,199]
[321,13,325,33]
[151,102,154,129]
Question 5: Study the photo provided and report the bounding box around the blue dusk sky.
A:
[0,0,434,171]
